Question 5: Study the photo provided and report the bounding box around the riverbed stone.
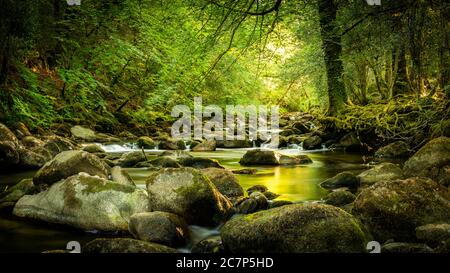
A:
[352,177,450,242]
[0,123,19,146]
[70,125,97,142]
[239,149,279,166]
[246,184,268,195]
[128,211,189,247]
[375,141,411,159]
[416,223,450,246]
[403,137,450,186]
[137,136,156,149]
[33,150,108,186]
[178,157,224,169]
[357,163,403,186]
[201,168,244,199]
[0,141,20,168]
[14,173,149,231]
[0,179,38,210]
[146,168,233,226]
[325,190,356,206]
[82,144,105,154]
[117,151,146,167]
[235,192,269,214]
[84,238,178,253]
[148,156,181,168]
[191,236,224,253]
[303,135,322,150]
[18,148,48,169]
[221,203,368,253]
[192,140,216,152]
[279,154,313,165]
[320,172,360,190]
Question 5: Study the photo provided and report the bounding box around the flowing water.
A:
[0,144,369,253]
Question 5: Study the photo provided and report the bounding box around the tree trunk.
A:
[318,0,346,116]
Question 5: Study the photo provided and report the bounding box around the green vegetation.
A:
[0,0,448,133]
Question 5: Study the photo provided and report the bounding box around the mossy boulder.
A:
[148,156,181,168]
[33,150,108,186]
[303,135,322,150]
[192,140,216,152]
[320,172,360,190]
[325,190,356,207]
[234,192,269,214]
[357,163,403,186]
[70,126,97,142]
[0,123,19,146]
[0,141,20,168]
[416,223,450,247]
[178,157,224,169]
[375,141,411,159]
[221,203,368,253]
[0,179,38,210]
[279,154,312,165]
[82,144,105,154]
[201,168,244,199]
[137,136,156,149]
[117,151,146,167]
[158,138,185,150]
[146,168,233,226]
[128,211,189,247]
[84,238,178,253]
[239,149,280,166]
[14,173,149,231]
[352,177,450,242]
[403,137,450,186]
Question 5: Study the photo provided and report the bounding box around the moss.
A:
[79,176,135,194]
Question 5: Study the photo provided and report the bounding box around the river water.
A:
[0,145,369,253]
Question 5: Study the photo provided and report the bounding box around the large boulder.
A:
[178,157,224,169]
[352,177,450,242]
[375,141,411,159]
[357,163,403,186]
[192,140,217,152]
[278,154,312,165]
[33,150,108,186]
[14,173,149,231]
[70,126,97,142]
[128,212,189,247]
[221,203,368,253]
[84,238,178,253]
[201,168,244,199]
[320,172,360,190]
[325,190,356,207]
[303,135,322,150]
[146,168,233,226]
[239,150,279,166]
[416,223,450,247]
[137,136,156,149]
[403,137,450,186]
[117,151,146,167]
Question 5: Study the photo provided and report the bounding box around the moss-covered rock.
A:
[148,156,181,168]
[357,163,403,186]
[0,179,38,210]
[146,168,233,226]
[325,190,356,206]
[375,141,411,159]
[117,151,146,167]
[191,236,224,253]
[14,173,149,231]
[70,126,97,142]
[82,144,105,154]
[221,203,368,253]
[320,172,360,190]
[84,238,178,253]
[137,136,156,149]
[279,154,312,165]
[303,135,322,150]
[416,223,450,247]
[239,149,280,166]
[352,177,450,242]
[201,168,244,199]
[128,211,189,247]
[33,150,108,186]
[178,157,224,169]
[403,137,450,186]
[192,140,216,152]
